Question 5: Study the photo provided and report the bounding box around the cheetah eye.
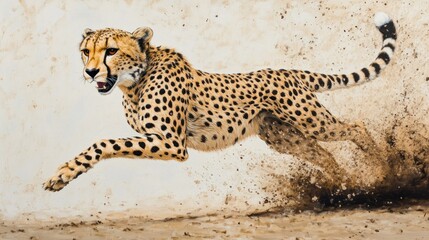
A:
[82,49,90,56]
[106,48,118,56]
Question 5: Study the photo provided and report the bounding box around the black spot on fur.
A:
[377,52,390,64]
[352,72,360,83]
[342,75,349,85]
[125,141,133,147]
[228,127,233,133]
[361,68,370,78]
[133,150,143,156]
[377,20,397,40]
[371,63,381,75]
[151,146,159,153]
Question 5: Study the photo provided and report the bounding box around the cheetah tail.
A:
[301,12,397,92]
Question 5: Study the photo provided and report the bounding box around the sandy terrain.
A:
[1,202,429,240]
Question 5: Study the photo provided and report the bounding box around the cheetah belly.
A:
[185,106,260,151]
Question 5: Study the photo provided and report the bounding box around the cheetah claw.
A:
[43,176,69,192]
[43,165,77,191]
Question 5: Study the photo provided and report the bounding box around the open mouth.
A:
[96,76,117,94]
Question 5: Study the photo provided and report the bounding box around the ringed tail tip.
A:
[374,12,391,28]
[374,12,397,40]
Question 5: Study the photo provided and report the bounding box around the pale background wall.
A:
[1,0,429,221]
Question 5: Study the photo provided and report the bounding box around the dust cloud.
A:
[256,116,429,213]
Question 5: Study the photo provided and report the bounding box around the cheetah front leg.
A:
[43,134,188,191]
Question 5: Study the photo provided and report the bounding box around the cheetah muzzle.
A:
[96,75,118,94]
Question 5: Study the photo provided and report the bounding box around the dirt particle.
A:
[213,229,227,234]
[413,49,418,58]
[90,220,102,225]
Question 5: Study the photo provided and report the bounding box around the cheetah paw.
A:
[43,176,68,192]
[43,166,76,192]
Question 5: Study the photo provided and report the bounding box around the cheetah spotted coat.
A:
[44,13,397,191]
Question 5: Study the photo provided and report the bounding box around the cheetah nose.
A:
[85,68,100,79]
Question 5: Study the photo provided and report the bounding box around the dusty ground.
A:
[1,201,429,240]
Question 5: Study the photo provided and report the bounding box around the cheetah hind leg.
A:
[258,114,352,189]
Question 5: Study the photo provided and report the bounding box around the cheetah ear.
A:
[82,28,95,38]
[132,27,153,52]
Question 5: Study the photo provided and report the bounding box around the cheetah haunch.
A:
[44,12,396,191]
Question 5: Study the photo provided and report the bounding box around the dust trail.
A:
[257,117,429,213]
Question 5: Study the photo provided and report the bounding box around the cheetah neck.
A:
[119,84,138,97]
[119,46,196,104]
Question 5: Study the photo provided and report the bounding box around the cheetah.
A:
[43,12,396,191]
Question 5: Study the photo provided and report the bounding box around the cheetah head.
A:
[79,27,153,95]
